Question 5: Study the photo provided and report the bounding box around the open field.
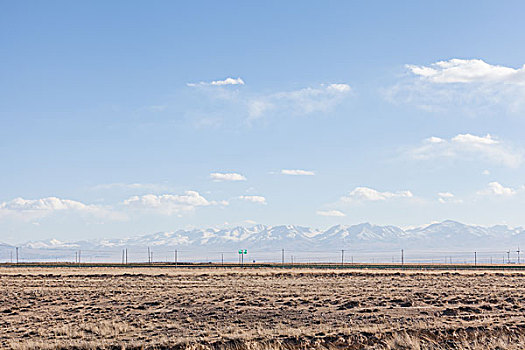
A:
[2,267,525,349]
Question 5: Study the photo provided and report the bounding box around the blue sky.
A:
[2,1,525,243]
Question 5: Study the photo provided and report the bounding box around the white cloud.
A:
[123,191,212,215]
[341,187,413,203]
[2,197,90,212]
[238,195,267,205]
[406,59,525,84]
[327,83,352,92]
[438,192,454,199]
[452,133,498,145]
[408,133,523,168]
[211,77,245,86]
[387,58,525,114]
[281,169,315,176]
[187,77,245,87]
[210,172,247,182]
[427,136,445,144]
[0,197,119,221]
[482,169,490,175]
[477,182,517,197]
[316,210,346,217]
[437,192,462,204]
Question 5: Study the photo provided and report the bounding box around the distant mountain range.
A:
[3,221,525,255]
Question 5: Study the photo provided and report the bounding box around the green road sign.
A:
[238,249,248,254]
[238,250,242,254]
[243,250,247,254]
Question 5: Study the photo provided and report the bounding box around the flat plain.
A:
[1,266,525,349]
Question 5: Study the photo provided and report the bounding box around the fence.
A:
[0,246,523,266]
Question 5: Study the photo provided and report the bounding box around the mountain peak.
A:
[11,221,525,254]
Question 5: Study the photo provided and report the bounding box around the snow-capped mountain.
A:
[405,220,525,249]
[6,221,525,257]
[316,223,409,248]
[23,239,80,249]
[105,225,319,250]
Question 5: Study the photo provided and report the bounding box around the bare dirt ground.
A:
[1,267,525,349]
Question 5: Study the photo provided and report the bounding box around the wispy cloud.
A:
[184,81,353,127]
[187,77,245,87]
[341,187,413,203]
[238,195,267,205]
[281,169,315,176]
[386,58,525,114]
[407,133,523,168]
[316,209,346,217]
[92,183,172,192]
[210,172,247,182]
[247,83,352,120]
[147,105,168,112]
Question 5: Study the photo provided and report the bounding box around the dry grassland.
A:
[1,267,525,349]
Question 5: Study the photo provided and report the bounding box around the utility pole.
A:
[78,250,81,265]
[401,249,404,266]
[507,250,511,264]
[125,249,128,264]
[474,251,477,266]
[148,247,151,263]
[517,246,521,264]
[174,250,178,266]
[282,249,285,266]
[341,249,345,266]
[221,253,224,267]
[16,247,19,264]
[75,251,78,264]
